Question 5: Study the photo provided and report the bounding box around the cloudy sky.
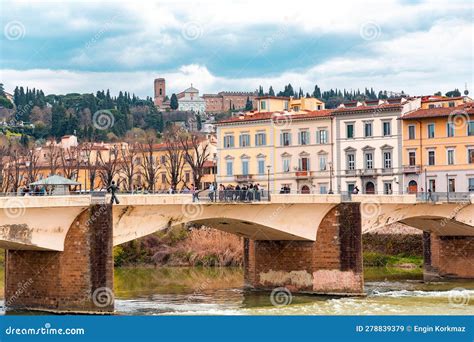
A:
[0,0,472,98]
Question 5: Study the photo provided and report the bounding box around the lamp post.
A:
[328,161,334,194]
[213,155,218,202]
[446,173,449,203]
[266,165,271,200]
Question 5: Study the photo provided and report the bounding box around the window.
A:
[239,134,250,147]
[224,135,234,148]
[448,178,455,192]
[185,172,190,182]
[160,155,166,164]
[280,132,291,146]
[319,184,328,194]
[364,122,373,137]
[427,124,435,138]
[161,173,166,183]
[258,160,265,175]
[408,125,416,140]
[242,160,249,175]
[429,179,436,192]
[429,104,435,109]
[468,148,474,164]
[260,101,266,110]
[449,102,455,107]
[383,151,392,169]
[365,152,373,169]
[346,123,354,139]
[469,178,474,192]
[428,150,435,165]
[447,122,454,137]
[468,121,474,136]
[319,155,327,171]
[255,132,266,146]
[226,161,233,176]
[283,158,291,173]
[409,151,416,166]
[347,153,355,170]
[299,130,309,145]
[299,157,310,171]
[383,182,393,194]
[383,121,391,136]
[447,149,455,165]
[284,101,288,110]
[317,130,328,144]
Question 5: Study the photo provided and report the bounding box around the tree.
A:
[81,142,100,191]
[163,126,186,189]
[139,130,161,191]
[59,146,81,181]
[445,89,461,97]
[178,132,210,190]
[97,145,120,188]
[23,147,40,184]
[170,93,179,110]
[268,86,275,96]
[119,143,139,192]
[196,114,202,131]
[245,96,253,111]
[45,141,61,176]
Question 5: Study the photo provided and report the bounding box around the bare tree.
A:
[0,141,11,193]
[97,145,120,189]
[119,143,139,192]
[23,147,40,184]
[59,146,81,181]
[45,141,61,176]
[179,133,210,189]
[163,126,186,190]
[138,131,160,191]
[6,148,22,193]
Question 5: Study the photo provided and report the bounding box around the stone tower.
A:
[154,78,166,107]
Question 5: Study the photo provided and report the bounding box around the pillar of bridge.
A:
[423,232,474,280]
[4,204,114,313]
[243,203,363,295]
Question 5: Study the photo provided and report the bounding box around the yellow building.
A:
[401,103,474,194]
[216,112,274,190]
[255,96,325,113]
[420,95,472,109]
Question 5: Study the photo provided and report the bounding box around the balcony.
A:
[345,169,356,176]
[403,165,421,174]
[294,170,310,179]
[381,168,394,175]
[234,174,253,182]
[358,168,378,176]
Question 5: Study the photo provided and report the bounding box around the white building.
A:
[177,85,206,113]
[333,98,421,194]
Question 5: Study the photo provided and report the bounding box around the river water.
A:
[3,266,471,315]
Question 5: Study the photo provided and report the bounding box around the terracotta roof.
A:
[401,103,474,120]
[217,110,332,125]
[255,96,290,100]
[217,112,275,124]
[332,103,403,114]
[422,96,465,103]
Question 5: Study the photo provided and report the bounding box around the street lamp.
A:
[213,155,218,202]
[328,161,334,194]
[266,165,271,200]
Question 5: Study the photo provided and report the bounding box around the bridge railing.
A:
[415,192,472,203]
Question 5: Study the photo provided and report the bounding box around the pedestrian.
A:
[107,181,120,205]
[208,183,215,202]
[352,186,360,194]
[191,184,199,202]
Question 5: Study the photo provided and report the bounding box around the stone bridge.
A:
[0,193,473,313]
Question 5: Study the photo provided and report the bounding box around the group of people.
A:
[19,186,47,196]
[215,183,265,202]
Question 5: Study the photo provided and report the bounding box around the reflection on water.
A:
[1,266,473,315]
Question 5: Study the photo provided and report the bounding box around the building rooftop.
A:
[401,103,474,120]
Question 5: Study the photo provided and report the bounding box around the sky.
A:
[0,0,473,98]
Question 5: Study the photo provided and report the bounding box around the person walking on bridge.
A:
[107,181,120,205]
